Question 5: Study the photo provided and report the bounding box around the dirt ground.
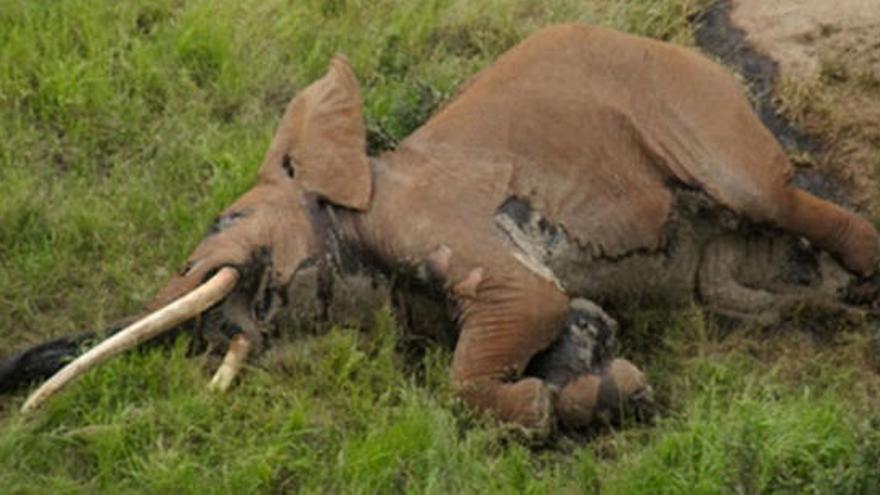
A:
[731,0,880,79]
[727,0,880,218]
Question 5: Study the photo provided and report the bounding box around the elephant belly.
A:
[494,190,750,308]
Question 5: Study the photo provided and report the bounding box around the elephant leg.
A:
[658,86,880,277]
[687,143,878,277]
[698,235,786,322]
[555,359,653,429]
[778,188,880,277]
[708,175,878,277]
[450,270,568,435]
[449,264,654,434]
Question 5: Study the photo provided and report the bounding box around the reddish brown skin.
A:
[149,24,880,432]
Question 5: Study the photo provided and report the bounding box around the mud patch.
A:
[526,298,618,387]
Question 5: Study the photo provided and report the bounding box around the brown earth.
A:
[730,0,880,219]
[731,0,880,79]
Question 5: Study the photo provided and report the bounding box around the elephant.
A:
[3,23,880,436]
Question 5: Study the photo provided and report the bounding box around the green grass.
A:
[3,311,879,493]
[2,0,879,492]
[0,0,699,341]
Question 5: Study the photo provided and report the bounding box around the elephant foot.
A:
[555,358,654,430]
[455,377,556,438]
[526,297,617,386]
[836,214,880,277]
[845,273,880,310]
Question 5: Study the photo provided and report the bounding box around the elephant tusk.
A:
[207,333,252,393]
[20,267,240,414]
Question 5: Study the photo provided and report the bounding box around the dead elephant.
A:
[4,23,880,437]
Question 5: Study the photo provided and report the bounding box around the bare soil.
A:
[731,0,880,79]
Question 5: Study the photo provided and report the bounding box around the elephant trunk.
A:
[19,267,240,414]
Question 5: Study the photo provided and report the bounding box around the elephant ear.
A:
[261,55,372,210]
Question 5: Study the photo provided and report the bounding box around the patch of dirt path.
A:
[731,0,880,79]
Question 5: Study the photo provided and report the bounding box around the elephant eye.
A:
[281,153,295,178]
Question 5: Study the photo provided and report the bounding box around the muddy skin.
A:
[525,298,617,387]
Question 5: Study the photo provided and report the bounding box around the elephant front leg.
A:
[554,359,653,430]
[525,298,654,430]
[450,271,568,436]
[448,268,653,436]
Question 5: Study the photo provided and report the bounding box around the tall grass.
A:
[2,0,879,492]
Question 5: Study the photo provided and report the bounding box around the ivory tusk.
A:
[208,333,253,392]
[21,267,240,414]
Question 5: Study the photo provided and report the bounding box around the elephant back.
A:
[404,23,793,259]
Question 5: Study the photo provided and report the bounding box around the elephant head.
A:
[19,56,377,412]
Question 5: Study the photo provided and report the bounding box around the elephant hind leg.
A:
[656,93,879,276]
[692,149,879,276]
[779,188,880,277]
[703,173,879,277]
[701,176,878,276]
